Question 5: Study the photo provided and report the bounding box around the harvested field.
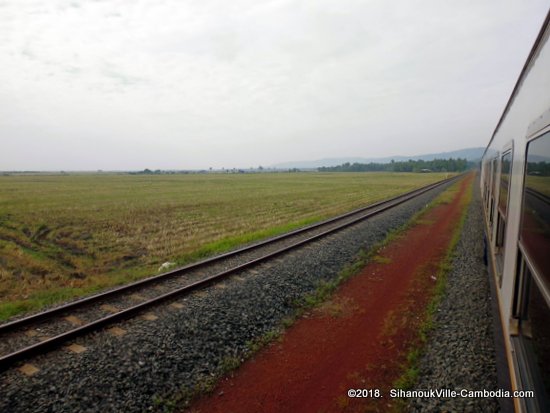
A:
[0,172,449,319]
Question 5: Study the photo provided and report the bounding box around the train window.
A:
[496,151,513,251]
[483,161,492,210]
[526,274,550,401]
[513,131,550,410]
[512,260,550,410]
[520,132,550,288]
[489,157,498,229]
[499,152,512,217]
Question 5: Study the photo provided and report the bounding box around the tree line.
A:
[527,161,550,176]
[318,158,472,173]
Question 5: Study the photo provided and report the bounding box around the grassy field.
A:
[525,175,550,197]
[0,172,451,320]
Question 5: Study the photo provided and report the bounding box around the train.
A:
[480,10,549,413]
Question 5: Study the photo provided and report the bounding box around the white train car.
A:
[480,11,550,413]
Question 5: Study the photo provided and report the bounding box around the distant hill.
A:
[271,147,485,169]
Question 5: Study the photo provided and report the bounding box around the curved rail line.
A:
[0,174,462,372]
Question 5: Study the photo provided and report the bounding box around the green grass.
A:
[372,254,392,264]
[0,172,451,320]
[525,175,550,197]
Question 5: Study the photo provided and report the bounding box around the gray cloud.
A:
[1,0,549,170]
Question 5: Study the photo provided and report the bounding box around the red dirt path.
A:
[186,175,473,413]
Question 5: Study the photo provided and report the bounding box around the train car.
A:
[480,10,550,413]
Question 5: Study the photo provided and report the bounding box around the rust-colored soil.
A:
[187,175,473,413]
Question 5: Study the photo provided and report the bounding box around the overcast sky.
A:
[1,0,549,170]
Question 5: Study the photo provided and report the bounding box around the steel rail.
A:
[0,174,462,372]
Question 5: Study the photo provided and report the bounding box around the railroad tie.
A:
[141,313,159,321]
[170,302,184,309]
[18,363,39,376]
[107,327,127,337]
[100,304,119,313]
[65,315,83,326]
[66,344,87,354]
[129,294,146,301]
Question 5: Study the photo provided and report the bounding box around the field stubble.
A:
[0,172,449,320]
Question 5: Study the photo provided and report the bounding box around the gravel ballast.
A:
[0,180,456,413]
[406,180,502,412]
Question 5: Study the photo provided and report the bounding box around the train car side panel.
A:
[482,12,550,413]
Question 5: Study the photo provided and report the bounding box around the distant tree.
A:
[318,158,470,173]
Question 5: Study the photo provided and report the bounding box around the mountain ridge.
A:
[271,147,484,169]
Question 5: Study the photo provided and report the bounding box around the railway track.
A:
[0,174,461,372]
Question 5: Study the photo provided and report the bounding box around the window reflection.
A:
[521,131,550,293]
[527,277,550,399]
[499,152,512,217]
[490,158,498,226]
[519,132,550,409]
